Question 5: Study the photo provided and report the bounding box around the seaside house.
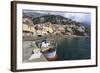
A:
[23,16,33,36]
[36,30,43,37]
[23,23,32,36]
[42,28,48,35]
[30,26,37,36]
[58,27,65,34]
[43,26,53,34]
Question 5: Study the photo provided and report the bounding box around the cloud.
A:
[23,9,91,24]
[63,12,91,23]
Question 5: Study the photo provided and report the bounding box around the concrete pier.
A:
[23,41,47,63]
[23,54,47,63]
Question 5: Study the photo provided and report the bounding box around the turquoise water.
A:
[56,37,91,61]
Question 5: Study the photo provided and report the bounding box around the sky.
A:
[23,10,91,24]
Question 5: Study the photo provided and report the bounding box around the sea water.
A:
[56,37,91,61]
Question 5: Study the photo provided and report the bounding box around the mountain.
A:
[32,15,77,25]
[23,12,44,19]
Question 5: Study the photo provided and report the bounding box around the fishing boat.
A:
[39,38,57,61]
[42,47,57,61]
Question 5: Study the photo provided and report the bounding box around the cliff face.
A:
[23,14,89,36]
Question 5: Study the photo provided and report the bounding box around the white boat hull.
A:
[43,50,56,59]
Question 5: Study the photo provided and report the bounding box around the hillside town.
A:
[23,15,87,41]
